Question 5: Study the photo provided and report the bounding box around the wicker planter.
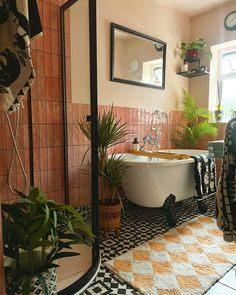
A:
[99,203,121,239]
[15,268,57,295]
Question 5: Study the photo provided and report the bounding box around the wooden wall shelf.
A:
[177,70,209,78]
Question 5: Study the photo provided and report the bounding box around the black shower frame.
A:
[59,0,100,294]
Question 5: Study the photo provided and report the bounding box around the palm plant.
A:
[79,106,129,170]
[172,90,218,148]
[99,153,129,205]
[2,187,93,295]
[79,106,129,237]
[78,106,129,197]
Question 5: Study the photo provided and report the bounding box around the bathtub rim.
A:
[115,149,209,167]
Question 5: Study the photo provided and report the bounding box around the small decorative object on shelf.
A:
[181,63,189,72]
[199,65,207,72]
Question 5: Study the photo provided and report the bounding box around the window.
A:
[219,51,236,121]
[209,40,236,122]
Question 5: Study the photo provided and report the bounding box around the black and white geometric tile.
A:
[82,195,216,295]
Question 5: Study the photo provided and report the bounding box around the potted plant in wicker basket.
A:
[2,187,93,295]
[79,106,129,239]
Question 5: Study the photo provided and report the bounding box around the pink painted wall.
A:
[190,0,236,108]
[97,0,191,110]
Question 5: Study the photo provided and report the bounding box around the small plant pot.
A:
[185,49,202,63]
[99,202,121,239]
[14,268,57,295]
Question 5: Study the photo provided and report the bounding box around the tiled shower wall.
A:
[0,0,67,288]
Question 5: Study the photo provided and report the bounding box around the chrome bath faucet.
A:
[140,126,161,151]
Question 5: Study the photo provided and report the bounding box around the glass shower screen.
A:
[59,0,99,293]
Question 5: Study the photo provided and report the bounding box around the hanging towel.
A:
[191,154,217,198]
[216,118,236,242]
[0,0,42,113]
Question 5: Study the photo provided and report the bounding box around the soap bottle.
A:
[132,138,140,151]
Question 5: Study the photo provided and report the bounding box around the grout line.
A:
[219,281,236,291]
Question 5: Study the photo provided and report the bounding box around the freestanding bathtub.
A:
[119,149,209,208]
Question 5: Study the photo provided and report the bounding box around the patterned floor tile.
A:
[82,195,217,295]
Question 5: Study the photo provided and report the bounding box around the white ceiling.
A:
[154,0,232,17]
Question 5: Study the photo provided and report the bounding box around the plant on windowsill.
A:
[172,90,218,148]
[78,106,129,239]
[2,187,93,295]
[178,38,212,71]
[215,80,223,122]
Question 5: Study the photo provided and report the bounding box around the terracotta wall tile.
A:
[43,27,52,53]
[51,5,59,30]
[44,52,52,77]
[0,151,7,176]
[52,54,60,78]
[0,209,5,293]
[36,51,45,76]
[43,2,51,29]
[37,76,46,99]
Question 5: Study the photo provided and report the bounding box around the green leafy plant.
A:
[179,38,212,61]
[172,90,218,148]
[99,153,129,204]
[2,187,93,295]
[78,106,129,205]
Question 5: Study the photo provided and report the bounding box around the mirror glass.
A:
[111,23,166,89]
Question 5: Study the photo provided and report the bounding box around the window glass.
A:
[221,51,236,75]
[220,50,236,121]
[221,77,236,121]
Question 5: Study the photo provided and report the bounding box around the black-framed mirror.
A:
[110,23,166,89]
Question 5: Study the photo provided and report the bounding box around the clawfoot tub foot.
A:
[163,194,178,227]
[197,199,208,214]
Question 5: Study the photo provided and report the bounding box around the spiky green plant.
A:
[172,90,218,148]
[79,106,129,169]
[99,153,129,205]
[78,106,129,205]
[2,187,93,295]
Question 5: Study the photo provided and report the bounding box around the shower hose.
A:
[5,106,27,195]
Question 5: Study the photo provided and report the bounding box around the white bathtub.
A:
[119,149,209,208]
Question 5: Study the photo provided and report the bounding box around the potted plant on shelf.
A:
[79,106,129,239]
[2,187,93,295]
[172,90,218,148]
[178,38,212,71]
